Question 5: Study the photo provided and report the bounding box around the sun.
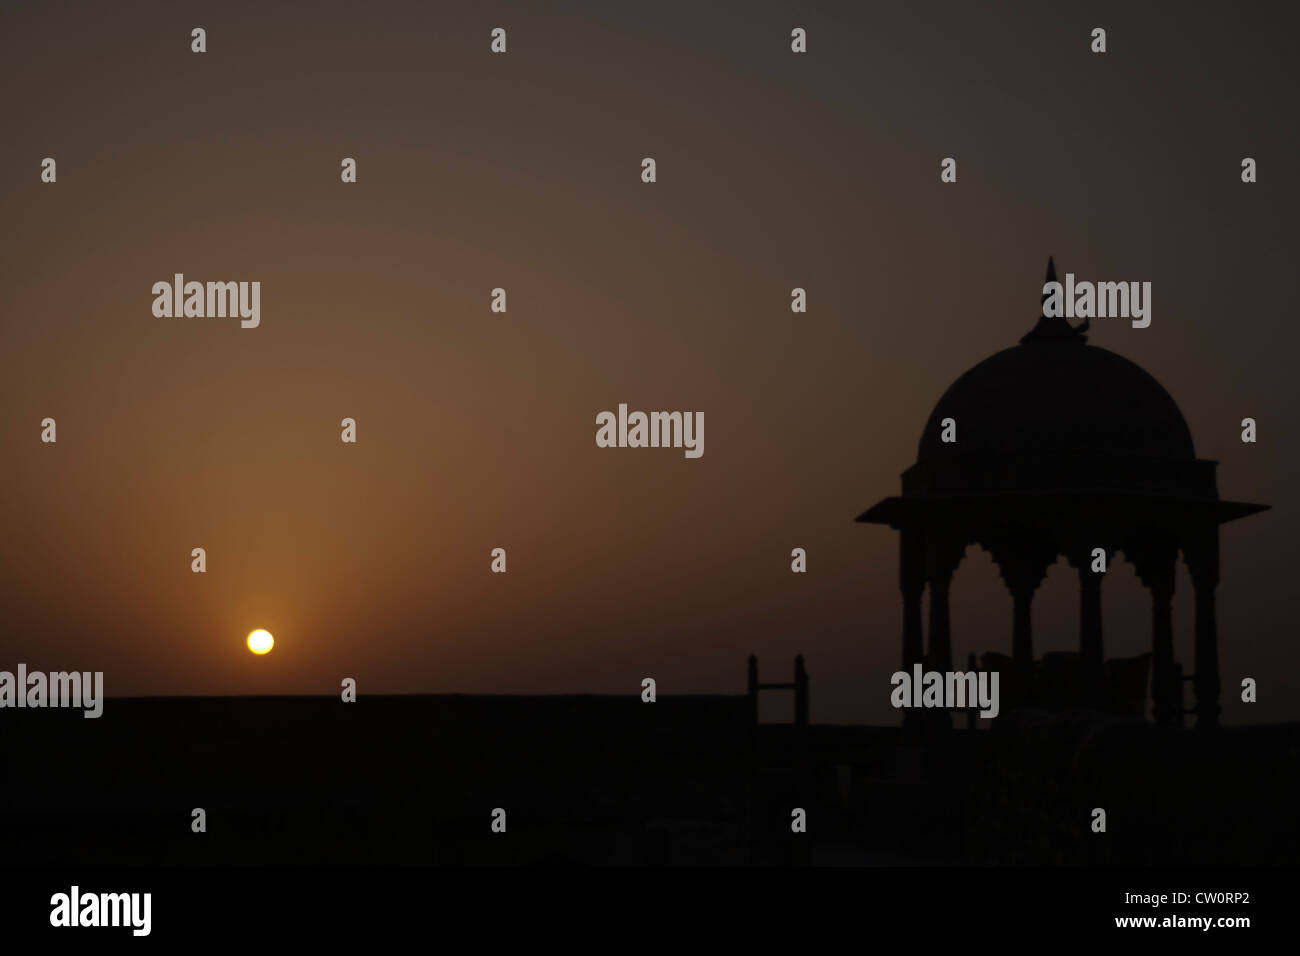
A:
[246,629,274,655]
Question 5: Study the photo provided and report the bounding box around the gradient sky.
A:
[2,0,1297,725]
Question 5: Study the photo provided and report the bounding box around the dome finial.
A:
[1023,256,1088,344]
[1039,256,1058,310]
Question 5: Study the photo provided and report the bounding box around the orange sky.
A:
[2,0,1297,724]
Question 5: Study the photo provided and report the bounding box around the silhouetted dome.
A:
[918,340,1195,461]
[858,259,1265,533]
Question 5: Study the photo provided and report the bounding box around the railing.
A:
[747,655,809,727]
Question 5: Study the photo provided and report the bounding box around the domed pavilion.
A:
[857,259,1268,729]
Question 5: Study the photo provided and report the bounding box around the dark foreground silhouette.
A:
[5,692,1296,866]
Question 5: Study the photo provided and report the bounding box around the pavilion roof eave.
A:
[855,493,1270,528]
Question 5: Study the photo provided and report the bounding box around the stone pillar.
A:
[899,530,926,733]
[1184,528,1222,730]
[900,529,925,673]
[991,540,1054,668]
[1069,545,1107,706]
[1133,540,1180,727]
[929,577,952,672]
[924,538,964,733]
[1150,581,1177,726]
[1192,583,1219,728]
[1078,565,1104,670]
[1012,586,1034,665]
[925,538,964,675]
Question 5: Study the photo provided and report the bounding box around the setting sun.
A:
[246,629,274,655]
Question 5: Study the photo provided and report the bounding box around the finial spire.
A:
[1022,256,1088,344]
[1039,256,1058,309]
